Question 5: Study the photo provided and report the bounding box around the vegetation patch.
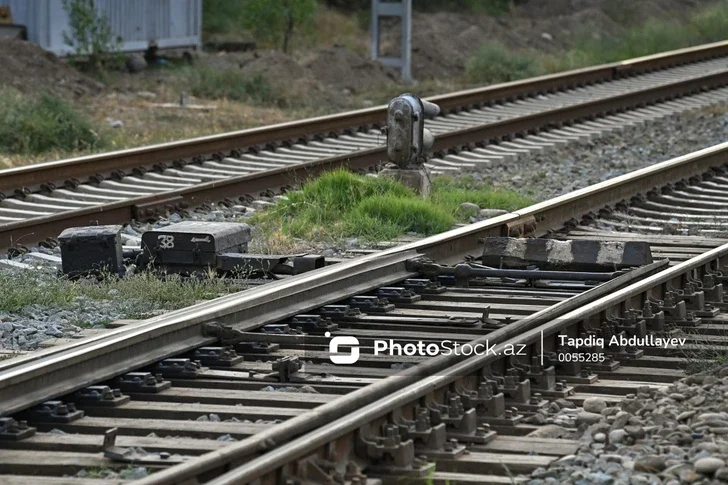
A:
[181,67,278,104]
[467,1,728,83]
[251,169,533,243]
[0,87,101,155]
[0,270,247,315]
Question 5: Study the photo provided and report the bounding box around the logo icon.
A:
[325,331,360,364]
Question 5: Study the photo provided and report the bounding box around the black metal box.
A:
[58,225,125,277]
[141,221,251,271]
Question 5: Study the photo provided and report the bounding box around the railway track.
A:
[4,41,728,249]
[2,140,728,483]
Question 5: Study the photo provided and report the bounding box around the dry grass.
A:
[0,91,300,168]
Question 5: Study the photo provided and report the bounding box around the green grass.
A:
[431,176,535,217]
[180,67,277,104]
[465,42,541,84]
[252,169,532,242]
[202,0,247,37]
[0,270,247,316]
[466,1,728,84]
[0,87,102,155]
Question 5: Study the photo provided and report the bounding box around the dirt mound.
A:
[0,38,104,98]
[402,12,526,80]
[303,46,397,93]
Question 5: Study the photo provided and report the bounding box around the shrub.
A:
[0,88,101,155]
[241,0,317,53]
[62,0,121,72]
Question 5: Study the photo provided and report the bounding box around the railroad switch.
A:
[73,385,130,407]
[289,314,339,334]
[191,346,243,367]
[113,372,171,393]
[0,418,35,441]
[356,423,433,477]
[156,358,202,379]
[375,287,421,304]
[103,428,188,465]
[25,400,84,423]
[347,296,395,313]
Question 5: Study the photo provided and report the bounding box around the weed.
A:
[0,269,247,315]
[181,67,278,104]
[0,88,101,155]
[430,176,535,221]
[465,42,542,84]
[253,169,530,243]
[347,195,454,238]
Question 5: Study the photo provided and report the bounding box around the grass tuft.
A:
[0,87,101,155]
[431,176,534,221]
[348,195,454,239]
[253,169,531,243]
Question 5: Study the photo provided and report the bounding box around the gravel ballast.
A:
[525,366,728,485]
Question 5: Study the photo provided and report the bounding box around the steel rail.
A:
[3,139,728,418]
[138,259,668,485]
[1,40,727,195]
[3,67,728,250]
[204,241,728,485]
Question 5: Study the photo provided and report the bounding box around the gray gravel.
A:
[524,365,728,485]
[474,107,728,200]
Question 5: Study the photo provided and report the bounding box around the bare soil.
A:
[0,38,104,98]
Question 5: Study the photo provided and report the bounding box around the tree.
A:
[241,0,317,54]
[62,0,120,71]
